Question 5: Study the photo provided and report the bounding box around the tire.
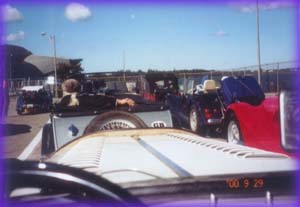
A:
[84,111,148,135]
[189,105,204,134]
[227,113,244,145]
[41,123,55,156]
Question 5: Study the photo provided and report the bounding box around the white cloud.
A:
[263,1,293,10]
[214,30,228,37]
[65,2,92,22]
[230,0,294,13]
[6,30,25,42]
[2,4,23,22]
[239,6,256,13]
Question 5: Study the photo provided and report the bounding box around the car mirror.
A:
[279,91,300,152]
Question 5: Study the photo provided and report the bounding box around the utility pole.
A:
[9,53,13,80]
[52,35,58,98]
[256,0,262,85]
[276,62,279,92]
[41,32,58,98]
[123,50,126,81]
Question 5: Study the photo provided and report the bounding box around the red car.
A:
[136,73,179,102]
[222,76,299,156]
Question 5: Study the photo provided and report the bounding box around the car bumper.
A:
[207,118,222,125]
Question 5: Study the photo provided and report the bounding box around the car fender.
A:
[226,97,283,153]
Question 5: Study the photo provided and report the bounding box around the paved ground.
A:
[2,96,49,160]
[2,96,225,161]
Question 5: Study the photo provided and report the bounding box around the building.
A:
[3,44,82,80]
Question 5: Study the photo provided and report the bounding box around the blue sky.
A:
[2,0,297,72]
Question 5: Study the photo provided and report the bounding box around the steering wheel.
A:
[4,159,144,206]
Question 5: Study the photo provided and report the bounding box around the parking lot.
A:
[2,95,227,161]
[3,96,49,160]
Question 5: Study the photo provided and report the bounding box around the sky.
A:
[1,0,297,73]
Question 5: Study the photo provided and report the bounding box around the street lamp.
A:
[9,53,13,80]
[123,50,126,81]
[256,0,262,85]
[41,32,58,98]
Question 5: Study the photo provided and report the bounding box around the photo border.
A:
[0,0,299,207]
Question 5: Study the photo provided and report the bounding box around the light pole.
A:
[9,53,13,94]
[123,50,126,81]
[9,53,13,80]
[41,32,58,98]
[256,0,262,85]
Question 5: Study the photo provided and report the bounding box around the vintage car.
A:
[221,76,299,155]
[40,93,174,156]
[96,80,129,95]
[137,73,179,102]
[16,85,52,115]
[4,127,298,206]
[167,78,223,136]
[168,76,299,156]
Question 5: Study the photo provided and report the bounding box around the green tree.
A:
[57,62,84,82]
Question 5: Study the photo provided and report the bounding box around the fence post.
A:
[276,62,279,93]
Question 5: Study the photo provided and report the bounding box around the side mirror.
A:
[279,91,299,152]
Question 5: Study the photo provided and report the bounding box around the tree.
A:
[57,62,84,82]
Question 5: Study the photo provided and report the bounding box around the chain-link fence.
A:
[176,61,297,93]
[9,61,297,95]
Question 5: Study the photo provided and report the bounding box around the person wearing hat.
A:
[60,79,135,109]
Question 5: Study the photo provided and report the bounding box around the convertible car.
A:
[167,78,223,136]
[168,76,299,156]
[41,93,174,156]
[16,85,52,115]
[222,76,299,156]
[137,73,179,102]
[4,127,298,207]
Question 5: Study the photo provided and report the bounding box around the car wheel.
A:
[84,111,148,135]
[189,106,203,134]
[227,114,244,145]
[41,123,55,156]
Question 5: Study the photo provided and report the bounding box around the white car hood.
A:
[49,129,297,184]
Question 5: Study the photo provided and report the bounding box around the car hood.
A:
[48,128,296,184]
[221,76,265,106]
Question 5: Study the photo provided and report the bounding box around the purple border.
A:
[0,0,241,5]
[0,1,299,207]
[0,3,4,207]
[295,0,300,207]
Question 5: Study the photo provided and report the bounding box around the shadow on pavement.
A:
[1,124,32,136]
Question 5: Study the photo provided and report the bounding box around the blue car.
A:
[16,85,52,115]
[167,77,223,136]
